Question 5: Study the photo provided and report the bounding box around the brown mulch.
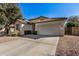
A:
[55,35,79,56]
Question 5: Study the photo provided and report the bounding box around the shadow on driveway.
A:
[21,35,63,39]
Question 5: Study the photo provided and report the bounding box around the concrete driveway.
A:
[0,36,59,56]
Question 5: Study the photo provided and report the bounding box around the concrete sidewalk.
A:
[0,36,59,56]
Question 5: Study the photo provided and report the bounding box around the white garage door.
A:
[36,22,62,35]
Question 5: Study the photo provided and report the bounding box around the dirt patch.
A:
[0,37,19,43]
[55,35,79,56]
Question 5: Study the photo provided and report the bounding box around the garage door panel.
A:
[37,25,60,35]
[36,21,64,35]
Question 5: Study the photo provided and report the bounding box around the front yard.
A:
[55,35,79,56]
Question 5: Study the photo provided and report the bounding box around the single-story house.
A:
[14,18,67,36]
[32,18,67,36]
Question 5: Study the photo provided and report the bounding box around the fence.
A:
[65,27,79,35]
[72,27,79,35]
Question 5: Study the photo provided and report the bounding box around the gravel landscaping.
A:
[55,35,79,56]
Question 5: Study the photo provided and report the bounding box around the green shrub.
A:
[66,22,79,27]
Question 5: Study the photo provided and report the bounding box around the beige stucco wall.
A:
[23,23,32,31]
[19,23,32,35]
[35,21,65,35]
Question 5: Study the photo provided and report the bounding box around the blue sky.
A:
[18,3,79,20]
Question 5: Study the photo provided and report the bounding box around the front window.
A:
[16,24,20,30]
